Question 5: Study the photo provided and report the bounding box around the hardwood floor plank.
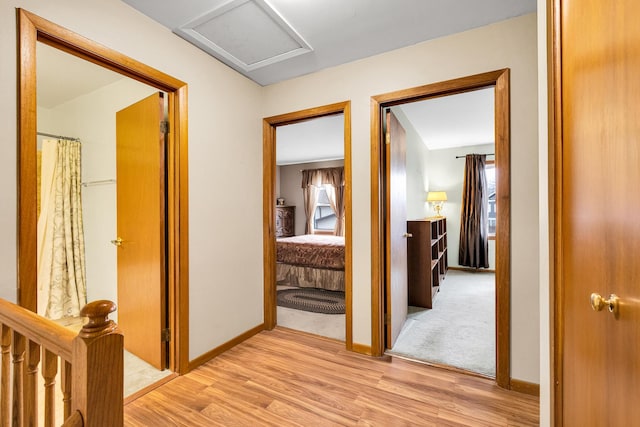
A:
[125,392,227,426]
[124,328,539,426]
[265,399,345,427]
[199,390,291,427]
[354,392,440,425]
[241,338,384,386]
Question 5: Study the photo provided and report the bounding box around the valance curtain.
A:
[458,154,490,268]
[301,167,345,236]
[37,139,87,319]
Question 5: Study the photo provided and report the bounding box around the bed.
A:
[276,234,345,291]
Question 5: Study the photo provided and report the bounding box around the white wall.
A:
[40,78,158,317]
[0,0,264,360]
[275,166,281,201]
[0,1,543,387]
[263,13,540,383]
[279,159,344,236]
[537,0,550,424]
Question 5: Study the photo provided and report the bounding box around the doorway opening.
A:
[386,90,496,378]
[370,69,512,388]
[262,102,353,348]
[17,9,190,389]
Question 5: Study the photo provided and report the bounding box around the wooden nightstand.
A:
[275,206,295,237]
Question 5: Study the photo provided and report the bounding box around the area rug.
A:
[277,288,345,314]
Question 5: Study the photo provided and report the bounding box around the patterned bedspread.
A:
[276,234,345,270]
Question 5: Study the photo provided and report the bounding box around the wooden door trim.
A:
[549,0,563,423]
[262,102,353,348]
[370,69,512,389]
[16,9,190,374]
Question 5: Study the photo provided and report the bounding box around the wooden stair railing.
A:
[0,299,123,427]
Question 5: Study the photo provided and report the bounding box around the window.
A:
[313,186,336,232]
[486,162,496,237]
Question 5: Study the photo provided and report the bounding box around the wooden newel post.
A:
[71,300,124,427]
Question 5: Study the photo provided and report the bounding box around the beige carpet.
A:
[55,316,172,396]
[276,285,345,340]
[388,270,496,377]
[277,306,345,341]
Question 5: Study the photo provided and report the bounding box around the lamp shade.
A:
[426,191,448,202]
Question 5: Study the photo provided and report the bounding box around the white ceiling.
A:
[396,87,495,150]
[121,0,536,86]
[276,114,344,165]
[273,88,494,166]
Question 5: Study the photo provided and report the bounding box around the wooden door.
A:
[557,0,640,424]
[385,110,408,348]
[116,92,167,370]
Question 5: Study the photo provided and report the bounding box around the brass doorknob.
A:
[590,293,619,313]
[110,237,123,247]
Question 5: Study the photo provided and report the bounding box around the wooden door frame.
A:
[16,9,190,374]
[262,102,353,348]
[548,0,562,422]
[370,69,512,389]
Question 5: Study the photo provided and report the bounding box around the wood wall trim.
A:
[187,324,265,371]
[351,342,372,356]
[19,10,185,91]
[370,69,512,387]
[550,0,563,424]
[494,69,511,389]
[369,98,384,356]
[510,379,541,397]
[262,119,277,330]
[16,9,190,374]
[262,101,353,349]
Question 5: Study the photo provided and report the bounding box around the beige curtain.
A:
[302,186,318,234]
[458,154,489,268]
[37,139,87,319]
[323,167,345,236]
[302,167,345,236]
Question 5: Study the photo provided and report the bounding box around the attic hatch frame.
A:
[16,9,190,375]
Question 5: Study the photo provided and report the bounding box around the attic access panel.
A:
[175,0,312,72]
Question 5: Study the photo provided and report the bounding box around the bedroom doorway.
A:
[370,69,512,389]
[385,91,497,378]
[262,102,353,347]
[17,9,190,382]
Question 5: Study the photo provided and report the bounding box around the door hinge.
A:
[384,313,390,325]
[385,131,390,145]
[161,328,171,342]
[160,120,169,134]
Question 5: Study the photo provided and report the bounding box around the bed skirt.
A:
[276,264,344,291]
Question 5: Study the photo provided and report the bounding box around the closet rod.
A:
[455,153,494,159]
[81,179,116,188]
[37,131,80,142]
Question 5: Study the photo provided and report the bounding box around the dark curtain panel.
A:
[458,154,489,268]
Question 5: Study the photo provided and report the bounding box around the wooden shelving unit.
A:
[407,217,448,308]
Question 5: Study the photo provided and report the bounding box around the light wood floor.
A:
[124,328,539,426]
